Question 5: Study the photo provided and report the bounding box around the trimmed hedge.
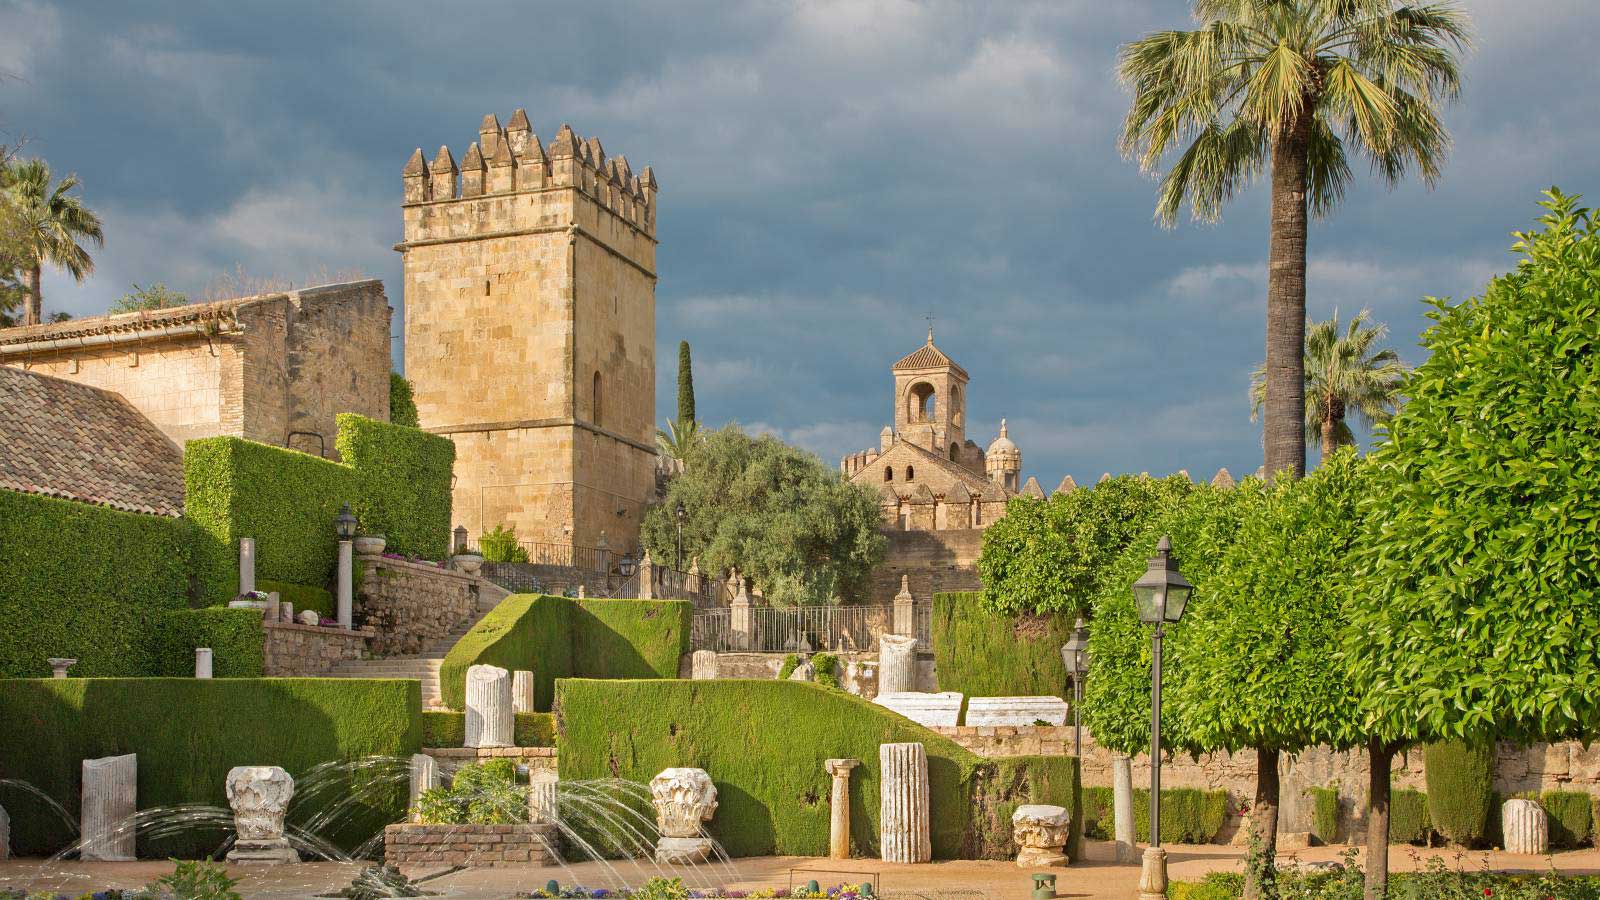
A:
[1542,791,1593,849]
[257,579,335,619]
[0,677,420,857]
[1307,785,1339,845]
[931,592,1072,697]
[440,595,691,712]
[1392,788,1432,845]
[153,609,266,677]
[335,412,453,562]
[1425,739,1494,847]
[420,711,557,748]
[555,678,1080,860]
[1082,786,1230,843]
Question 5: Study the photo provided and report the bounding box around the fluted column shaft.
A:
[465,664,514,748]
[879,743,930,863]
[81,754,137,861]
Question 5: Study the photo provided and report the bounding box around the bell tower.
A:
[890,328,968,459]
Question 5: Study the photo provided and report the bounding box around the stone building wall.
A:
[870,528,984,604]
[0,281,391,458]
[401,112,658,553]
[261,621,372,676]
[357,554,483,656]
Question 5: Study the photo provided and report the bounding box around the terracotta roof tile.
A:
[891,340,968,378]
[0,366,184,516]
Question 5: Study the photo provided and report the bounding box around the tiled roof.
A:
[0,366,184,516]
[891,339,968,377]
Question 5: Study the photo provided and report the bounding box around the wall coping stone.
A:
[263,621,374,638]
[357,552,482,584]
[422,747,557,759]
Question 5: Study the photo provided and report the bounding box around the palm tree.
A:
[2,159,103,326]
[1118,3,1469,894]
[1251,309,1408,462]
[656,418,703,463]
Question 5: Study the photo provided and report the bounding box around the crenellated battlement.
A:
[401,108,657,236]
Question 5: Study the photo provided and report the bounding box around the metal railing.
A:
[691,603,898,653]
[514,541,609,573]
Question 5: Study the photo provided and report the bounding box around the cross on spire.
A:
[925,312,935,343]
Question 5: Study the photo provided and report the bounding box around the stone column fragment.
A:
[877,634,918,695]
[465,664,514,748]
[528,769,560,825]
[195,648,214,679]
[651,767,718,864]
[825,758,859,860]
[225,766,298,864]
[1113,754,1138,864]
[879,742,931,864]
[48,658,75,678]
[512,670,535,713]
[1012,804,1070,867]
[690,650,718,680]
[408,753,438,822]
[0,802,9,860]
[1502,798,1549,855]
[336,539,354,630]
[239,538,256,595]
[81,753,136,861]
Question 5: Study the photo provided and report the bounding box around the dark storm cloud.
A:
[6,0,1597,485]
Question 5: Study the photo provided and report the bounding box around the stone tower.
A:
[399,110,659,552]
[891,328,968,461]
[986,420,1021,492]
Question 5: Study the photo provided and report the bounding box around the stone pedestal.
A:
[1112,754,1138,864]
[48,657,75,678]
[825,758,860,860]
[729,573,753,652]
[337,539,354,630]
[528,769,560,825]
[690,650,718,680]
[879,742,931,864]
[408,754,438,822]
[465,664,514,748]
[512,670,535,713]
[81,754,137,861]
[239,538,256,595]
[878,634,918,695]
[1138,846,1168,899]
[892,575,916,636]
[195,647,214,679]
[225,766,298,864]
[650,768,718,864]
[1502,798,1549,855]
[1012,804,1070,867]
[280,601,294,624]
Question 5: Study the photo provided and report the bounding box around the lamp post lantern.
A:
[675,500,687,571]
[334,502,359,630]
[1059,617,1090,758]
[619,552,637,579]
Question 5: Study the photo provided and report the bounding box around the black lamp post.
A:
[334,502,358,630]
[1131,535,1192,852]
[1059,617,1090,758]
[675,500,687,571]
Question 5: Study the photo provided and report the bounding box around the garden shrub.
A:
[415,759,524,825]
[389,371,418,428]
[1541,790,1593,849]
[0,677,421,857]
[812,652,841,689]
[420,711,556,748]
[440,595,691,711]
[479,525,529,563]
[1425,738,1495,846]
[1307,785,1339,845]
[1080,785,1228,843]
[335,412,453,561]
[256,579,335,619]
[777,653,801,680]
[931,592,1073,697]
[1391,788,1432,845]
[555,679,1080,860]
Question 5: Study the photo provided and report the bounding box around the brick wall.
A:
[358,554,483,656]
[384,823,559,867]
[261,621,371,676]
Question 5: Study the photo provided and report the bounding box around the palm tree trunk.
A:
[1321,413,1338,464]
[1244,746,1280,900]
[23,261,41,326]
[1365,738,1396,900]
[1264,115,1311,483]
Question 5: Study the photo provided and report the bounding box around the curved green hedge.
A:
[932,592,1071,697]
[0,677,420,857]
[555,678,1080,860]
[440,595,691,711]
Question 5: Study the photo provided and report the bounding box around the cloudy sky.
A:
[4,0,1595,487]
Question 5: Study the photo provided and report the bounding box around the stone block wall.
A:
[686,650,938,697]
[358,554,482,656]
[384,823,559,867]
[871,528,983,604]
[261,622,372,676]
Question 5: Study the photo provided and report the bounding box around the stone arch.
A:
[905,465,915,482]
[951,384,965,427]
[884,466,894,481]
[949,442,960,461]
[907,381,936,423]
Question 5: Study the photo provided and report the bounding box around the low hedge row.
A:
[257,579,335,619]
[440,595,691,711]
[419,711,557,747]
[1392,788,1432,844]
[0,677,420,857]
[1081,786,1230,843]
[931,592,1072,697]
[555,678,1080,860]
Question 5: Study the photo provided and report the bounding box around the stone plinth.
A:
[225,766,298,864]
[81,754,136,861]
[464,664,514,748]
[650,768,718,864]
[194,647,213,678]
[512,670,535,713]
[1012,804,1070,868]
[691,649,718,680]
[384,823,559,867]
[874,691,963,727]
[1138,846,1168,899]
[825,758,860,860]
[48,658,75,678]
[879,743,931,864]
[878,634,918,695]
[965,696,1069,727]
[1502,798,1549,855]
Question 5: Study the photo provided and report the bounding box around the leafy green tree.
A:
[1345,190,1600,894]
[1119,0,1470,482]
[677,340,696,425]
[640,425,885,606]
[978,475,1193,617]
[389,372,419,428]
[1,158,104,325]
[110,282,188,314]
[1250,309,1409,462]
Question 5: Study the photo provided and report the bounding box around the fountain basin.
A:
[384,822,559,868]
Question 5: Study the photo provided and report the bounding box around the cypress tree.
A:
[676,340,696,424]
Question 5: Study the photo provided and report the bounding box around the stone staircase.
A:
[322,581,508,710]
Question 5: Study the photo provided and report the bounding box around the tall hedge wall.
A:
[186,415,454,603]
[440,595,692,711]
[0,677,421,857]
[931,592,1072,697]
[555,678,1080,860]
